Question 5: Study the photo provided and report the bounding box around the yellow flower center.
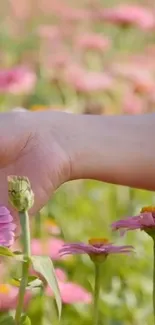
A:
[141,206,155,213]
[30,105,65,112]
[45,219,58,227]
[30,105,48,111]
[0,284,10,294]
[88,238,109,245]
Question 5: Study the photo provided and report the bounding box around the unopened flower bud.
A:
[8,176,34,212]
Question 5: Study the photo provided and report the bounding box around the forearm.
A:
[64,113,155,190]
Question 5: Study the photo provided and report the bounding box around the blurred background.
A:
[1,0,155,324]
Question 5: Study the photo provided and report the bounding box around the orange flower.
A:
[44,218,61,235]
[30,105,48,111]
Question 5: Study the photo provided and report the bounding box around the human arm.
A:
[0,110,155,228]
[54,112,155,191]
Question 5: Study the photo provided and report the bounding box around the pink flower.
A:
[31,238,65,260]
[55,268,67,282]
[48,238,66,260]
[0,284,32,311]
[9,0,31,20]
[38,25,71,72]
[46,281,92,304]
[0,285,18,311]
[38,25,61,41]
[112,62,155,95]
[38,23,75,42]
[133,76,155,96]
[39,0,92,22]
[76,33,111,52]
[112,62,152,81]
[59,238,133,259]
[30,266,67,290]
[54,5,92,22]
[122,48,155,72]
[64,65,114,93]
[30,263,92,304]
[0,206,16,247]
[100,5,155,30]
[50,53,71,71]
[37,0,62,15]
[111,206,155,234]
[123,89,145,115]
[39,0,91,20]
[44,219,61,236]
[0,66,36,94]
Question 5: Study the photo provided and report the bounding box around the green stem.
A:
[93,263,101,325]
[35,212,42,238]
[128,187,134,215]
[53,78,66,105]
[153,238,155,322]
[15,211,31,325]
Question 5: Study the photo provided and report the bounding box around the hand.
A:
[0,110,71,231]
[0,109,155,233]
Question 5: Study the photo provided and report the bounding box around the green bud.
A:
[89,253,107,264]
[8,176,34,212]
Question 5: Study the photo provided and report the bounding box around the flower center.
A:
[141,206,155,213]
[30,105,47,111]
[0,284,10,294]
[89,238,109,246]
[45,219,58,227]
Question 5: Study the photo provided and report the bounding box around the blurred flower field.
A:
[1,0,155,324]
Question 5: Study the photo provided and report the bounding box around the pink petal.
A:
[31,238,65,260]
[55,268,67,282]
[0,215,13,223]
[46,281,92,304]
[59,282,92,304]
[140,212,155,226]
[0,206,11,215]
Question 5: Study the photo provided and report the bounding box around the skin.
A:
[0,110,155,230]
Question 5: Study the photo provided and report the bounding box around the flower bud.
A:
[8,176,34,212]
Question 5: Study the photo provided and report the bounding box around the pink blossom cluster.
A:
[0,66,36,94]
[2,1,155,114]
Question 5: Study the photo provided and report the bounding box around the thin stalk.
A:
[128,187,134,215]
[53,78,66,105]
[153,238,155,323]
[93,263,101,325]
[35,212,42,238]
[15,211,31,324]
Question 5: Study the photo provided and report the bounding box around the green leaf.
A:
[13,252,29,262]
[10,276,42,289]
[32,256,62,318]
[0,246,14,257]
[27,276,42,289]
[9,277,21,287]
[20,315,31,325]
[13,250,22,255]
[27,275,38,283]
[13,251,24,262]
[0,315,15,325]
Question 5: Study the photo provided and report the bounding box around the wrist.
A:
[55,112,155,190]
[62,113,108,182]
[40,111,94,182]
[44,112,114,183]
[40,110,155,190]
[50,112,108,182]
